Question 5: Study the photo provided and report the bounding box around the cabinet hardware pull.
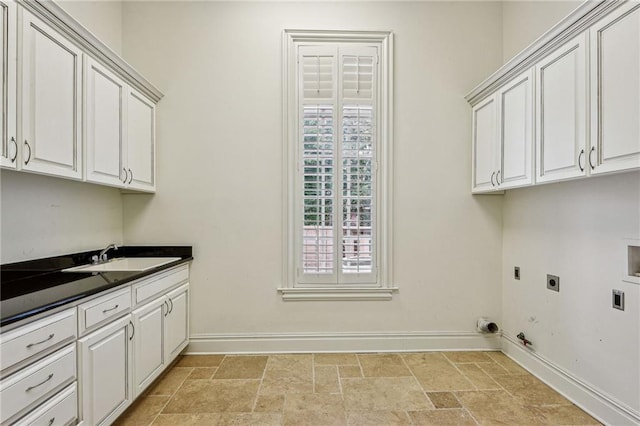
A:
[10,137,17,162]
[496,170,501,186]
[48,417,55,426]
[490,171,496,187]
[578,149,585,172]
[26,333,55,348]
[589,146,595,170]
[164,300,170,317]
[102,304,119,314]
[128,168,133,184]
[25,373,54,391]
[169,298,174,314]
[122,168,128,183]
[24,140,32,165]
[129,321,135,340]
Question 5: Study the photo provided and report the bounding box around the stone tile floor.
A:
[114,351,601,425]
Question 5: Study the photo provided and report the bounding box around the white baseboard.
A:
[502,334,640,426]
[186,331,501,354]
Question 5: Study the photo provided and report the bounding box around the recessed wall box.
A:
[623,239,640,285]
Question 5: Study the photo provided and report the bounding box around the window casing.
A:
[281,30,394,301]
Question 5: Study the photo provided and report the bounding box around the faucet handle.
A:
[91,255,99,265]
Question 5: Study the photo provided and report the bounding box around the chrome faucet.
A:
[92,243,119,264]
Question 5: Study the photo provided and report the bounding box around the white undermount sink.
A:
[62,257,181,273]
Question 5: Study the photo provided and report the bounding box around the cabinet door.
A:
[497,69,534,189]
[126,87,155,192]
[78,315,133,426]
[165,283,189,363]
[85,57,127,187]
[0,0,17,169]
[536,33,588,183]
[132,296,165,397]
[21,10,82,179]
[471,95,498,193]
[590,2,640,175]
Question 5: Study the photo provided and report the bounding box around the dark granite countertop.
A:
[1,246,193,328]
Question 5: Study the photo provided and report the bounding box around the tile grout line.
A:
[251,354,270,413]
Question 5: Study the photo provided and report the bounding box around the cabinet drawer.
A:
[0,344,76,424]
[16,382,77,426]
[0,309,76,373]
[79,287,131,335]
[133,265,188,305]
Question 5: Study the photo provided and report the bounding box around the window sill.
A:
[277,287,398,301]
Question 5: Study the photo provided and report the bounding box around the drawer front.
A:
[1,309,76,373]
[79,287,131,335]
[133,265,189,305]
[0,344,76,424]
[18,382,77,426]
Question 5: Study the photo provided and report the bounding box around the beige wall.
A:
[0,0,125,263]
[500,1,640,414]
[57,0,123,55]
[121,1,505,340]
[502,0,581,62]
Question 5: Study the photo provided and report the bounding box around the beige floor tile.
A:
[408,409,477,425]
[176,355,225,367]
[151,413,222,426]
[338,365,362,378]
[146,367,193,396]
[537,405,602,425]
[413,367,476,392]
[456,390,546,425]
[163,379,260,413]
[494,374,571,406]
[114,396,170,426]
[213,355,268,379]
[358,354,412,377]
[486,352,529,375]
[426,392,461,409]
[260,377,314,395]
[443,351,494,363]
[403,353,451,369]
[342,377,433,411]
[218,413,283,425]
[475,362,510,378]
[284,410,346,426]
[254,394,285,412]
[314,365,340,393]
[266,355,313,380]
[314,353,359,365]
[346,410,412,425]
[284,393,345,412]
[456,363,501,390]
[187,367,217,380]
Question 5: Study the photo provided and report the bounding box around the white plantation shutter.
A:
[297,44,378,285]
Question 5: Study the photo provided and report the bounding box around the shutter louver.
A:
[302,55,334,99]
[342,55,374,100]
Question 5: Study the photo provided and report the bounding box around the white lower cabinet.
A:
[78,315,133,426]
[165,284,190,362]
[132,296,166,396]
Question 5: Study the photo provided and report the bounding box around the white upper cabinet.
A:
[535,32,588,184]
[85,57,127,187]
[472,68,534,193]
[0,0,17,169]
[590,2,640,174]
[472,96,498,193]
[126,87,156,192]
[497,69,534,189]
[21,9,82,179]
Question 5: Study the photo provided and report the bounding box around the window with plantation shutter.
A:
[282,30,395,301]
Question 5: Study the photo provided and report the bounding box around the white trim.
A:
[282,29,394,299]
[502,333,640,425]
[277,286,398,301]
[187,331,501,354]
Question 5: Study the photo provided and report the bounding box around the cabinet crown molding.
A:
[465,0,622,106]
[19,0,163,103]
